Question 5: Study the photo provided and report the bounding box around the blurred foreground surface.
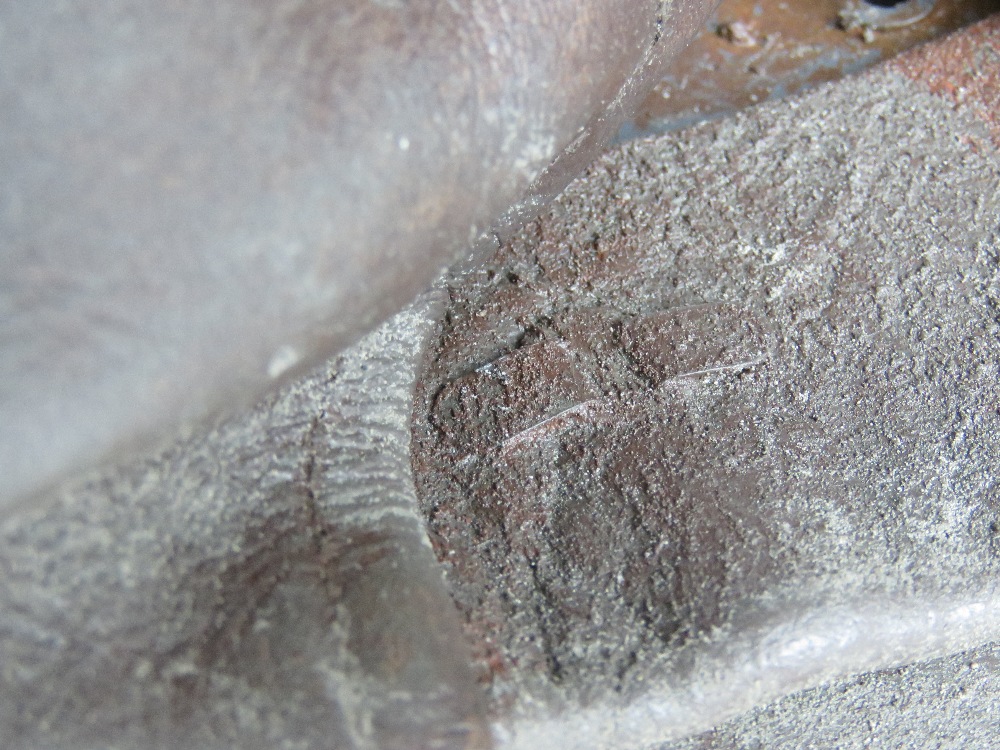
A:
[0,0,708,507]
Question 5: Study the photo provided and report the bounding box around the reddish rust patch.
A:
[889,14,1000,146]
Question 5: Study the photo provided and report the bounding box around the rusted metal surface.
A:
[412,17,1000,747]
[4,8,1000,750]
[629,0,1000,135]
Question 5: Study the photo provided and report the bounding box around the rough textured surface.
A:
[412,21,1000,748]
[664,641,1000,749]
[0,298,490,750]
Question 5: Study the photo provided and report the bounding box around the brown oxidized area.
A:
[889,9,1000,144]
[632,0,1000,134]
